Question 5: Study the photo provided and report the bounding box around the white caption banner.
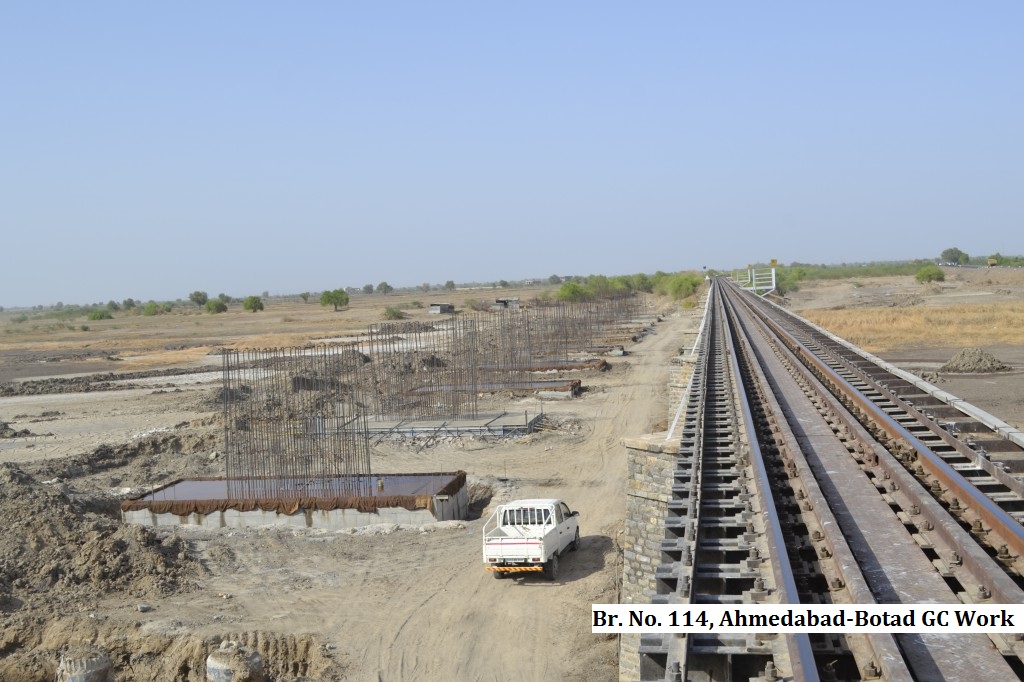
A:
[592,604,1024,633]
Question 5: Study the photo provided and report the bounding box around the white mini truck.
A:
[482,498,580,580]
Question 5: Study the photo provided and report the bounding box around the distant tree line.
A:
[555,271,703,302]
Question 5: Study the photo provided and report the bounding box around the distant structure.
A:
[428,302,455,314]
[730,263,777,296]
[492,297,521,311]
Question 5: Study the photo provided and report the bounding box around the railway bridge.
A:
[623,278,1024,681]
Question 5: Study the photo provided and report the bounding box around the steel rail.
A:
[769,305,1024,503]
[722,282,1024,679]
[735,286,1024,562]
[717,282,819,681]
[642,287,715,680]
[721,285,916,681]
[671,292,713,678]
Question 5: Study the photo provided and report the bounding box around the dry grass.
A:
[0,286,562,363]
[803,301,1024,352]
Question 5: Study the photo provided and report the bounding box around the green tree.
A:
[320,289,350,311]
[122,298,137,310]
[243,296,264,312]
[915,265,945,283]
[940,247,969,265]
[300,292,310,303]
[106,300,121,311]
[189,291,208,306]
[420,282,431,292]
[376,281,394,295]
[547,274,562,285]
[205,299,228,313]
[498,279,509,288]
[362,283,375,295]
[444,280,456,292]
[142,301,161,316]
[218,293,233,304]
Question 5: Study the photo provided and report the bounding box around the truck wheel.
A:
[546,554,559,581]
[569,529,581,552]
[493,569,507,579]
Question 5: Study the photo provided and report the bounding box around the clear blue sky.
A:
[2,3,1021,307]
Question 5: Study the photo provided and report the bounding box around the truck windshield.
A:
[503,508,550,525]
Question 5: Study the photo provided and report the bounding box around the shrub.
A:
[556,282,593,302]
[205,299,228,313]
[410,300,424,309]
[243,296,264,312]
[142,302,161,316]
[915,265,945,283]
[87,309,113,320]
[653,273,702,300]
[383,307,405,320]
[80,325,90,331]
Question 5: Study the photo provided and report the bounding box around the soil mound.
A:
[939,347,1011,373]
[0,421,32,438]
[0,462,201,614]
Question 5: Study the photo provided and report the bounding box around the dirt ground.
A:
[0,290,694,681]
[1,272,1022,681]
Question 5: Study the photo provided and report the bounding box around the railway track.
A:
[639,278,1024,681]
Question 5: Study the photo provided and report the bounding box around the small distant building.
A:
[491,297,521,311]
[429,302,455,314]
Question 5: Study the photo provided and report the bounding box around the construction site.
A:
[120,297,650,532]
[1,286,680,681]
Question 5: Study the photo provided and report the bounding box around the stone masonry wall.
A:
[620,435,677,681]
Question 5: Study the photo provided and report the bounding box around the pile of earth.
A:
[24,431,221,497]
[0,421,33,438]
[0,462,202,619]
[0,366,217,397]
[939,347,1011,373]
